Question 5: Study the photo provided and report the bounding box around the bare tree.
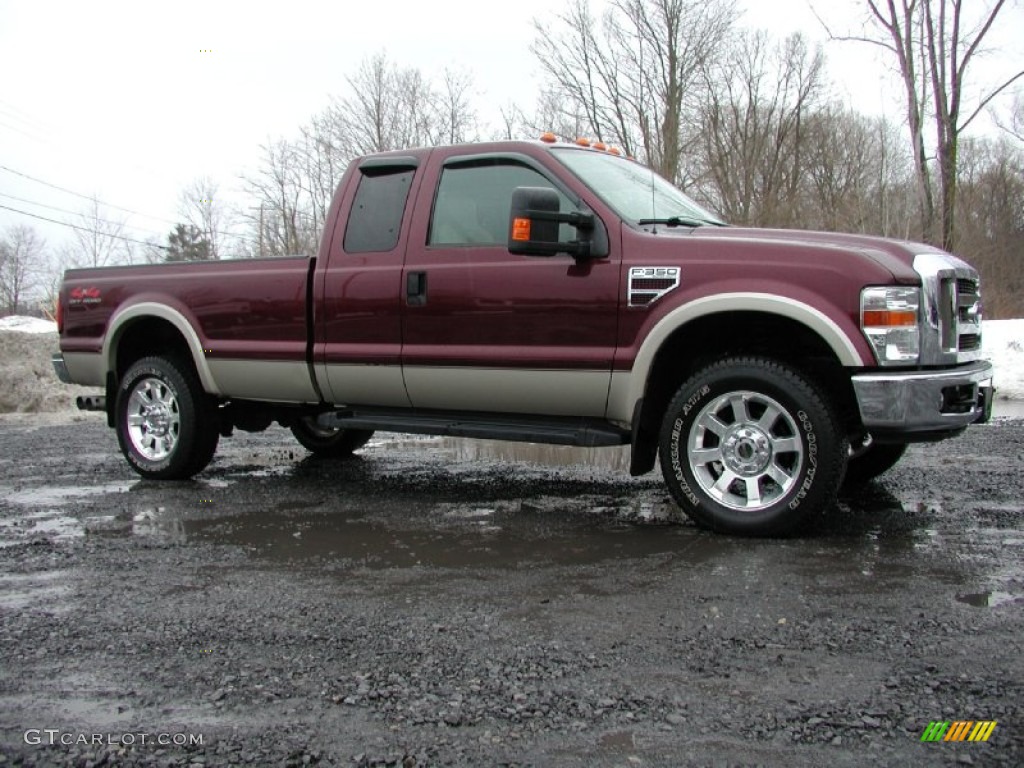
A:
[823,0,1024,250]
[532,0,737,185]
[517,89,593,143]
[242,53,478,258]
[437,67,478,144]
[0,224,45,314]
[179,176,225,259]
[328,53,461,157]
[60,197,133,269]
[956,137,1024,318]
[801,107,873,232]
[242,139,315,258]
[495,102,528,140]
[696,32,825,226]
[995,91,1024,142]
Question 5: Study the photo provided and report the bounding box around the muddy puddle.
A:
[1,433,1020,609]
[0,570,73,614]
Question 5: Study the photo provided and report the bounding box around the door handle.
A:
[406,271,427,306]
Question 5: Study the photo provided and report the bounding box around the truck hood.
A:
[656,225,941,283]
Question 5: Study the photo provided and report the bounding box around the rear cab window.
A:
[344,161,417,253]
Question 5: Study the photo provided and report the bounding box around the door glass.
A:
[429,163,575,246]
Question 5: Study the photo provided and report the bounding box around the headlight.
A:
[861,287,920,366]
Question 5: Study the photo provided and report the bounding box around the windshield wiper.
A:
[636,215,725,228]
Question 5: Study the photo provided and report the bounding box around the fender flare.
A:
[609,292,867,423]
[103,302,221,395]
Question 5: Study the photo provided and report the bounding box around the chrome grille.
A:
[913,253,985,366]
[959,334,982,352]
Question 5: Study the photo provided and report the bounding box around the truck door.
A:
[315,157,419,407]
[400,154,619,418]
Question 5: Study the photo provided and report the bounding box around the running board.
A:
[317,407,629,448]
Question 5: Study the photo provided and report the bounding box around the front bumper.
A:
[51,353,72,384]
[851,361,994,435]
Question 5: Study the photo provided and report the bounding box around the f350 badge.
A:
[628,267,680,307]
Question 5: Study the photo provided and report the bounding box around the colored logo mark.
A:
[921,721,997,742]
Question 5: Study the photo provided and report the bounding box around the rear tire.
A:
[115,356,219,479]
[843,442,907,486]
[290,417,373,457]
[658,357,847,536]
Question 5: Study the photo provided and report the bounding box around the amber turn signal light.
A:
[512,217,531,241]
[862,309,917,327]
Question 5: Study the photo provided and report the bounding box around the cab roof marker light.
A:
[539,132,557,143]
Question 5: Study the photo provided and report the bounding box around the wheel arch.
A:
[104,303,220,395]
[619,299,864,476]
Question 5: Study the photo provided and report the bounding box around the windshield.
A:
[551,147,724,226]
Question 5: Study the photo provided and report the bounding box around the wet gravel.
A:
[0,416,1021,767]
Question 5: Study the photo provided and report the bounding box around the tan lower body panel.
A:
[403,367,611,418]
[607,371,638,425]
[207,360,319,403]
[320,364,412,408]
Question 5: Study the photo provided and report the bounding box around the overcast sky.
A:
[1,0,1021,259]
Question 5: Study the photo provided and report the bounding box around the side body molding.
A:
[103,302,221,395]
[607,292,868,424]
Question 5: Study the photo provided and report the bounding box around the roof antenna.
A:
[649,164,658,235]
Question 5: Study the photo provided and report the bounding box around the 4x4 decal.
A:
[628,266,680,307]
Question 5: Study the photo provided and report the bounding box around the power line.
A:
[0,101,52,135]
[0,163,259,245]
[0,191,168,239]
[0,203,169,250]
[0,163,181,226]
[0,119,52,144]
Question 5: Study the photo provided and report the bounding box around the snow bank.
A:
[0,315,1021,414]
[0,315,57,334]
[983,319,1024,400]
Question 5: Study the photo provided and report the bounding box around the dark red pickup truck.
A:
[53,137,993,535]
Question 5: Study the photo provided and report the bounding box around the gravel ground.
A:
[0,417,1021,767]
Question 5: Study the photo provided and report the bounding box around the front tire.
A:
[658,357,847,536]
[115,356,219,479]
[290,417,373,457]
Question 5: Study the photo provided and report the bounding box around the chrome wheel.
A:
[688,390,804,512]
[125,376,181,461]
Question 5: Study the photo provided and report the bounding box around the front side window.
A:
[344,167,415,253]
[429,162,575,246]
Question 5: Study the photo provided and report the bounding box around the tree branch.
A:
[961,69,1024,130]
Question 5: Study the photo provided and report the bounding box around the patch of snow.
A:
[983,319,1024,400]
[0,315,57,334]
